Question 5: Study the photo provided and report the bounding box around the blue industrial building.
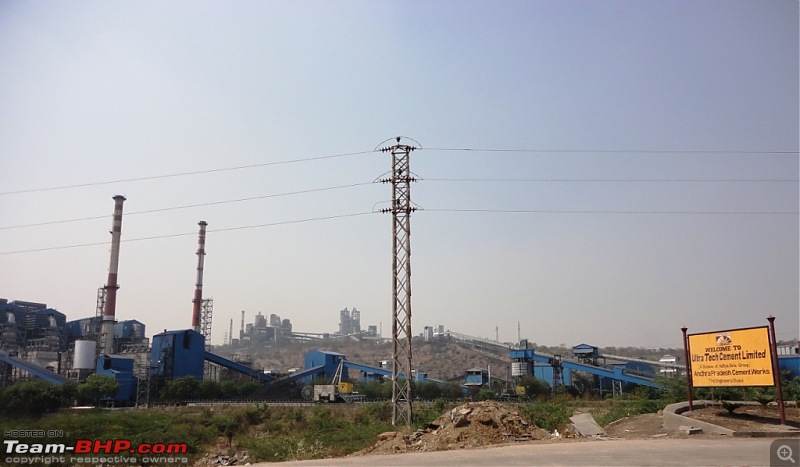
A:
[0,299,67,351]
[510,347,659,390]
[66,317,146,346]
[532,363,573,386]
[780,355,800,378]
[465,368,489,386]
[95,355,137,402]
[304,350,345,383]
[150,329,206,380]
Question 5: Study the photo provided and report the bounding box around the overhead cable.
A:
[0,211,375,256]
[0,150,373,196]
[0,182,374,230]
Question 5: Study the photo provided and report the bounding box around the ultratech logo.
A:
[4,439,189,464]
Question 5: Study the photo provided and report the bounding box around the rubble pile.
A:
[364,401,551,454]
[194,449,251,466]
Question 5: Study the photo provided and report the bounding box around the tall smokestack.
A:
[101,195,126,354]
[191,221,208,332]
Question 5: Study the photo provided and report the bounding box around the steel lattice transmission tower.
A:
[378,136,420,427]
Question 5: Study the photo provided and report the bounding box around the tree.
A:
[518,376,550,399]
[413,381,443,400]
[199,380,221,399]
[78,374,120,406]
[0,380,71,418]
[159,376,201,401]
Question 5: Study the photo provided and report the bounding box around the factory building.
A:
[66,317,148,353]
[0,299,68,372]
[335,307,379,340]
[338,307,361,335]
[422,324,447,341]
[0,299,67,352]
[239,311,293,345]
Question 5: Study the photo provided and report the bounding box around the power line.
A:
[424,208,798,215]
[0,211,375,256]
[0,150,374,196]
[424,177,798,183]
[5,146,795,197]
[0,182,374,231]
[425,147,799,155]
[6,177,788,231]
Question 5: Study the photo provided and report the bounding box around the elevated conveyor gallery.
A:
[0,349,72,385]
[204,351,276,384]
[205,351,327,388]
[510,348,662,389]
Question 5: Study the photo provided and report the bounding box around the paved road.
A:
[265,437,800,466]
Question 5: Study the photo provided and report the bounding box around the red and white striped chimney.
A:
[191,221,208,332]
[101,195,126,353]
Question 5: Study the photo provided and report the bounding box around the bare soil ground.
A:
[682,404,800,432]
[356,402,800,459]
[357,401,556,456]
[604,413,668,438]
[192,403,799,464]
[603,404,800,440]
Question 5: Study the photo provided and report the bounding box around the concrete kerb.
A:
[663,400,800,437]
[664,400,735,436]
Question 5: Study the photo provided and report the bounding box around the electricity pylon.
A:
[378,136,420,427]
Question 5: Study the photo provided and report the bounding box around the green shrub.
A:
[0,380,73,418]
[519,400,571,431]
[721,401,743,414]
[353,401,392,424]
[242,403,270,425]
[591,396,668,427]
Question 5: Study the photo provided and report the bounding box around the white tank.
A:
[49,316,57,328]
[6,312,15,324]
[511,361,532,377]
[73,340,97,370]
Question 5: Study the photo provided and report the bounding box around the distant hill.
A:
[210,337,682,383]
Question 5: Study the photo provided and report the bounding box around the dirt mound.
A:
[359,401,552,455]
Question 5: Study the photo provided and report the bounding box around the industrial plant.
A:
[0,195,443,406]
[1,194,798,409]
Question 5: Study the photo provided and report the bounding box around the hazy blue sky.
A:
[1,1,797,348]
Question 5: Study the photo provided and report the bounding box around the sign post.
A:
[767,316,786,425]
[685,321,786,427]
[681,326,694,411]
[687,326,775,388]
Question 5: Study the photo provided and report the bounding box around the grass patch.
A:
[0,403,398,464]
[591,397,666,427]
[519,400,574,431]
[0,408,218,461]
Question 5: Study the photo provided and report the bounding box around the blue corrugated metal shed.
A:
[533,364,573,386]
[573,343,599,357]
[465,368,488,386]
[779,355,800,379]
[304,350,344,383]
[114,319,145,339]
[95,355,137,402]
[150,329,205,380]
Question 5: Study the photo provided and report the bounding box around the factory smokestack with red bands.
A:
[101,195,126,353]
[192,221,208,332]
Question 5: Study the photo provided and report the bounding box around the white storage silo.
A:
[73,340,97,370]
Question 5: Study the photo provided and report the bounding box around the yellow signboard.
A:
[688,326,775,387]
